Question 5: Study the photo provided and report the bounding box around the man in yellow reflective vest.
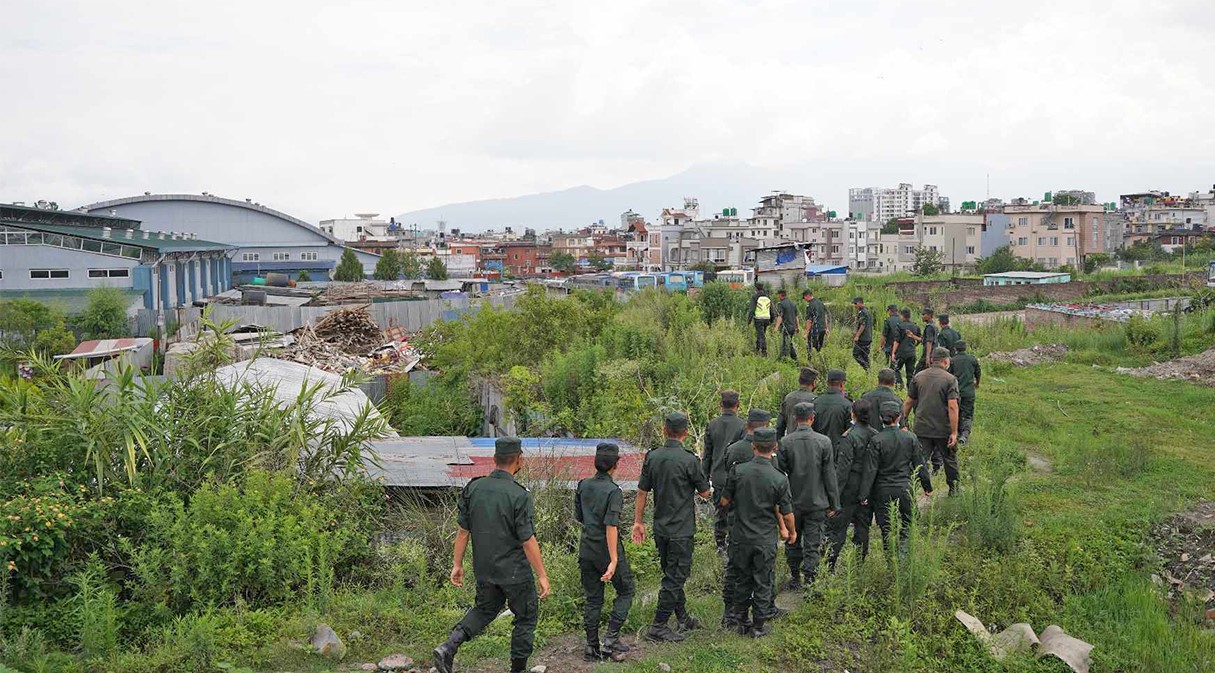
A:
[747,284,776,356]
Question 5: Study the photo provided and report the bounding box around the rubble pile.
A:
[987,344,1069,367]
[1119,347,1215,387]
[1148,501,1215,613]
[271,306,422,375]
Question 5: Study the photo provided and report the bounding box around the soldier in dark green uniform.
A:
[851,297,874,371]
[632,412,711,642]
[860,369,903,432]
[879,304,903,382]
[892,308,920,389]
[776,402,838,589]
[434,438,551,673]
[718,409,772,627]
[947,341,981,445]
[775,289,801,361]
[915,308,939,372]
[776,367,817,437]
[802,289,829,356]
[827,400,876,567]
[575,442,635,661]
[860,402,933,555]
[812,369,852,449]
[937,314,962,356]
[905,347,961,494]
[720,427,796,637]
[703,390,747,553]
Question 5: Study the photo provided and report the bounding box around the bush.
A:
[333,249,364,282]
[76,287,130,340]
[134,471,354,610]
[1125,316,1160,349]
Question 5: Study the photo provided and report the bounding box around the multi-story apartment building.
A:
[913,214,985,272]
[749,192,828,239]
[1121,190,1210,245]
[849,183,942,223]
[1004,204,1108,269]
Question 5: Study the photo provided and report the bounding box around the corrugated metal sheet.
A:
[367,437,644,490]
[56,338,153,359]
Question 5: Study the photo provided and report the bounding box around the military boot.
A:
[749,619,773,638]
[583,627,605,661]
[675,613,701,632]
[432,626,467,673]
[644,623,686,643]
[510,657,528,673]
[603,618,630,654]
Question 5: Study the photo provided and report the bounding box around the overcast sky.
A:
[2,0,1213,224]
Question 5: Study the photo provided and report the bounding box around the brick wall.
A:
[888,272,1203,310]
[1023,307,1119,332]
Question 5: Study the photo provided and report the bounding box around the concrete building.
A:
[318,213,394,242]
[913,214,985,272]
[1,203,233,313]
[1120,190,1210,245]
[749,192,828,239]
[1004,203,1108,269]
[82,194,379,282]
[849,183,942,223]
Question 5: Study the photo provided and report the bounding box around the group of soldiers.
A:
[433,327,983,673]
[745,285,967,385]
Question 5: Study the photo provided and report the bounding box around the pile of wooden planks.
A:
[312,306,385,354]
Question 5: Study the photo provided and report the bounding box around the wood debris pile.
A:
[270,306,422,375]
[312,306,385,354]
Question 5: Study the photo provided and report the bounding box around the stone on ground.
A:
[309,623,346,660]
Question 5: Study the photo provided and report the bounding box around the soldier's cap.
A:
[887,303,898,311]
[664,411,689,432]
[495,437,523,457]
[793,401,815,420]
[747,408,772,423]
[827,368,847,383]
[955,340,968,352]
[938,313,950,321]
[933,346,951,360]
[596,442,620,458]
[752,427,778,443]
[880,401,902,418]
[852,296,864,304]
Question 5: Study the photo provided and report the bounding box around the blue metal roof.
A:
[805,264,848,274]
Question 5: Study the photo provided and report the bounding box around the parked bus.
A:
[715,268,755,289]
[657,272,689,292]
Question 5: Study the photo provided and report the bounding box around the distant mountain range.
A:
[394,163,795,233]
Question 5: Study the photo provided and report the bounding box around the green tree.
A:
[550,251,577,274]
[911,246,945,277]
[922,203,941,216]
[882,218,901,235]
[690,260,718,273]
[333,248,365,282]
[373,249,402,280]
[400,251,422,279]
[587,251,611,271]
[426,255,449,280]
[976,245,1040,275]
[77,287,130,340]
[296,269,311,282]
[32,319,77,357]
[0,299,60,349]
[1082,253,1112,275]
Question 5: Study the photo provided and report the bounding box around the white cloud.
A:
[1,0,1213,223]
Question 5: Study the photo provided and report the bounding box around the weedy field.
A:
[2,283,1214,673]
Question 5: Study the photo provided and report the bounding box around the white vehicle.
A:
[1207,260,1215,287]
[715,268,755,288]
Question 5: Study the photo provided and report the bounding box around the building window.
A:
[928,227,938,235]
[1018,217,1028,226]
[30,269,69,279]
[272,252,291,262]
[1017,237,1028,246]
[1066,237,1075,246]
[242,252,260,262]
[967,246,975,254]
[300,252,319,261]
[1037,237,1046,246]
[1063,217,1075,229]
[1050,237,1059,246]
[831,245,840,253]
[88,268,130,279]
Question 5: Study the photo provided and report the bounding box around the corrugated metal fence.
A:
[133,294,519,337]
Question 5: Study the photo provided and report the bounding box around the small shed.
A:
[983,271,1072,286]
[54,338,154,379]
[805,264,849,287]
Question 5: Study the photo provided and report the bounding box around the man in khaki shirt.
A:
[902,347,961,495]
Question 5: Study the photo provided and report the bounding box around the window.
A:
[88,268,130,279]
[929,245,939,252]
[242,252,260,262]
[831,245,840,253]
[30,269,69,279]
[1017,237,1028,246]
[1037,237,1047,245]
[929,227,938,235]
[1018,217,1028,226]
[1063,217,1075,229]
[967,246,975,254]
[272,252,291,262]
[1066,237,1074,246]
[1049,237,1059,246]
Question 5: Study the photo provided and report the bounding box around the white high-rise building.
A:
[849,183,942,223]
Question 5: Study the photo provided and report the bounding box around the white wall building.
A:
[319,213,393,242]
[849,183,942,223]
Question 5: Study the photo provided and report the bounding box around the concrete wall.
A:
[0,244,140,291]
[1024,307,1117,332]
